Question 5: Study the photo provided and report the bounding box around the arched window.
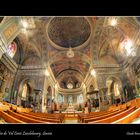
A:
[58,93,64,104]
[114,82,120,96]
[7,41,17,58]
[77,94,83,104]
[22,84,28,99]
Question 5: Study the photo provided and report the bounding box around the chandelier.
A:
[67,77,74,89]
[66,46,74,58]
[67,83,73,89]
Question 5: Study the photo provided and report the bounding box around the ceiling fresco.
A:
[50,58,90,78]
[47,17,91,48]
[98,17,139,64]
[57,70,83,89]
[14,16,140,89]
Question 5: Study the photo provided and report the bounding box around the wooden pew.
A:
[79,110,117,122]
[78,109,122,122]
[88,106,136,124]
[0,110,25,123]
[112,107,140,124]
[28,112,65,122]
[78,111,110,122]
[16,107,32,113]
[83,109,126,123]
[20,113,61,123]
[7,110,50,124]
[130,99,137,107]
[78,103,127,120]
[136,98,140,107]
[2,102,32,113]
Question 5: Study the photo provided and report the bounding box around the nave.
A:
[1,97,140,124]
[1,16,140,124]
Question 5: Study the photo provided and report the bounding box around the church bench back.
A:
[78,109,121,122]
[0,110,25,123]
[28,112,65,122]
[83,109,126,123]
[20,113,61,123]
[112,107,140,124]
[88,106,136,124]
[7,110,50,123]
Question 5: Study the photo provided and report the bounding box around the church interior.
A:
[0,16,140,124]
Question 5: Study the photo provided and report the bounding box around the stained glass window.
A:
[7,41,17,58]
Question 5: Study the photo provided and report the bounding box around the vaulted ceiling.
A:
[13,16,140,89]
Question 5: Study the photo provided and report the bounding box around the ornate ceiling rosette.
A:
[47,17,91,49]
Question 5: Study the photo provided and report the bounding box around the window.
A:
[57,93,64,104]
[22,84,28,99]
[77,94,83,104]
[7,41,17,58]
[114,83,120,96]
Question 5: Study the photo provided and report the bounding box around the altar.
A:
[65,104,75,112]
[63,104,82,117]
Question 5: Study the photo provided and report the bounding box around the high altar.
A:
[65,103,75,112]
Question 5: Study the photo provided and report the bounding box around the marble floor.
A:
[64,117,78,124]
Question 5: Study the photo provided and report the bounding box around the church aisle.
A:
[64,117,78,124]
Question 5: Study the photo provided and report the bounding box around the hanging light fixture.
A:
[66,40,74,58]
[67,77,74,89]
[67,46,74,58]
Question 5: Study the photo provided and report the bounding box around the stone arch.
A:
[106,76,123,104]
[13,37,24,64]
[21,55,41,66]
[49,51,91,66]
[17,78,35,107]
[106,76,122,86]
[89,84,94,92]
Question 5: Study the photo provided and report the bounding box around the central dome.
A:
[47,17,91,48]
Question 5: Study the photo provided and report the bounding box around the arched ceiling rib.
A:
[13,16,140,89]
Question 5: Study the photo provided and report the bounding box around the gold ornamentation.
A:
[3,23,17,40]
